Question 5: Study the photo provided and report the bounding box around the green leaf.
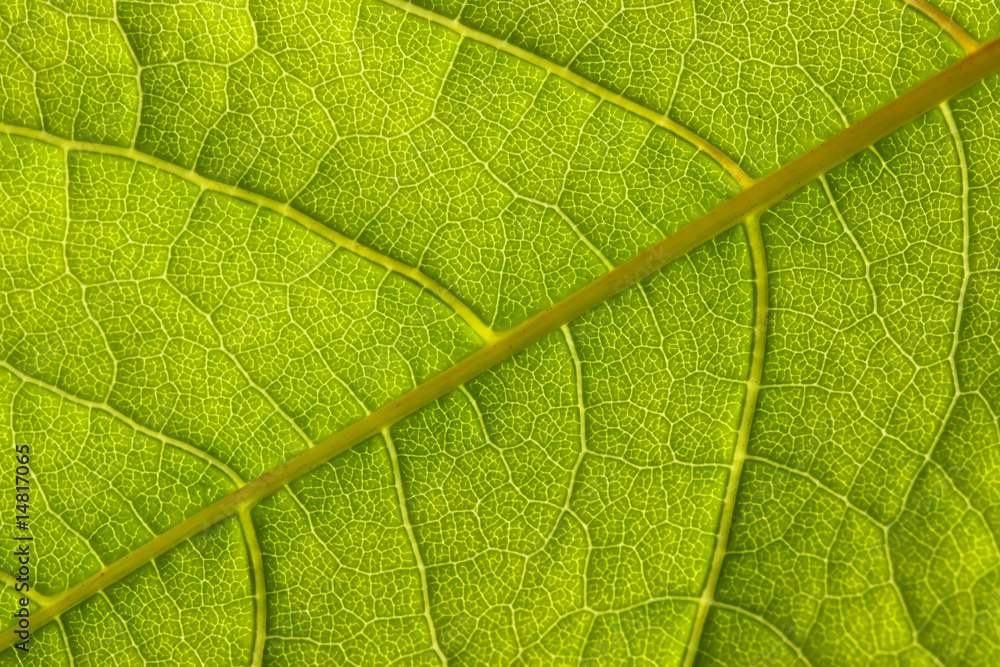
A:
[1,0,999,665]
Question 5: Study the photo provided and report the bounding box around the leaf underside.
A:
[1,0,1000,665]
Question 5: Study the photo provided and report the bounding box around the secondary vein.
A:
[681,213,768,667]
[0,124,498,345]
[377,0,755,189]
[900,0,981,54]
[382,428,448,666]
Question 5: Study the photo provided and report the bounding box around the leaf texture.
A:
[1,0,1000,665]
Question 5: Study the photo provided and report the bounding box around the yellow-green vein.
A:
[377,0,756,189]
[681,213,768,667]
[901,0,981,53]
[0,124,498,345]
[0,362,269,663]
[0,570,52,607]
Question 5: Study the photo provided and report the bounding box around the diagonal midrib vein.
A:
[1,34,999,655]
[0,124,498,345]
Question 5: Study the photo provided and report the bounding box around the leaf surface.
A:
[1,0,1000,665]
